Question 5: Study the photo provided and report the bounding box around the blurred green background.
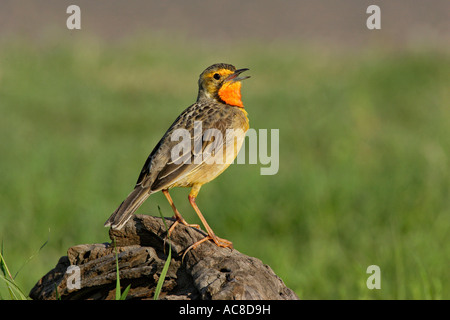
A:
[1,0,449,299]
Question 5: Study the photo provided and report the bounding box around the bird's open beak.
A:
[226,68,250,82]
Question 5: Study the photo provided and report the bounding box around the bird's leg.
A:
[183,185,233,257]
[162,189,200,236]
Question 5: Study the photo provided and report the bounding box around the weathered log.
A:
[29,214,299,300]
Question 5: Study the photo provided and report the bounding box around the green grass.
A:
[0,36,449,299]
[113,237,131,300]
[153,206,172,300]
[0,250,28,300]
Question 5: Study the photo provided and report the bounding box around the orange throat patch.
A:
[218,81,244,108]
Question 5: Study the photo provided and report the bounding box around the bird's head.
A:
[197,63,250,108]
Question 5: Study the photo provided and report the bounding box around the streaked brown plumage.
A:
[104,63,250,250]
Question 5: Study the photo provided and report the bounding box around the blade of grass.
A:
[1,236,47,300]
[154,206,172,300]
[119,284,131,300]
[0,273,27,300]
[54,283,61,300]
[13,230,49,279]
[0,242,13,280]
[0,250,28,300]
[1,243,18,299]
[113,236,131,300]
[114,237,121,300]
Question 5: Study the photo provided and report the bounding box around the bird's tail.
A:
[104,187,151,230]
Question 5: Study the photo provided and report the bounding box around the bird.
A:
[104,63,250,251]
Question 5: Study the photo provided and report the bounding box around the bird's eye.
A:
[213,73,221,80]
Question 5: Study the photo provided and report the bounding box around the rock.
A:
[29,215,299,300]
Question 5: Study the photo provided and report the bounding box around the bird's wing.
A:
[135,103,235,191]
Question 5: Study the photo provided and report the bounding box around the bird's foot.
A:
[182,234,233,261]
[167,218,201,237]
